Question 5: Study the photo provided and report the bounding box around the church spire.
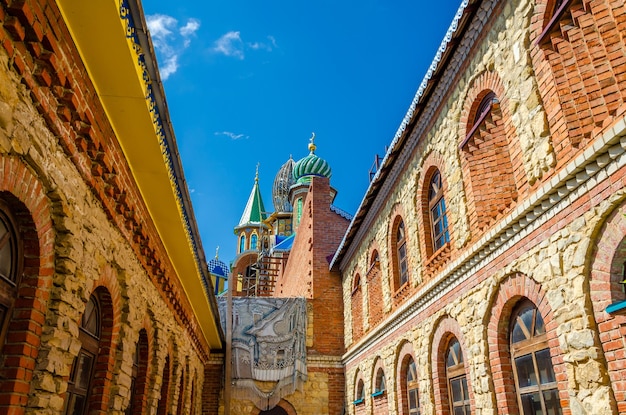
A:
[237,165,267,228]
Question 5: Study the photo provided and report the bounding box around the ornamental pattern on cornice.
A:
[343,117,626,364]
[119,0,209,297]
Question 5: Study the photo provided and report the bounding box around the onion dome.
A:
[273,156,296,212]
[292,133,332,185]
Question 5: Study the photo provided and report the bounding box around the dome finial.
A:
[308,132,316,153]
[255,162,260,182]
[215,246,220,259]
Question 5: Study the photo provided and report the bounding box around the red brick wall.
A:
[460,72,521,234]
[589,203,626,414]
[0,157,54,413]
[366,265,383,329]
[350,275,364,343]
[278,177,349,355]
[530,0,626,163]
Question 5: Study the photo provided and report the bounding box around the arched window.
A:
[429,170,449,252]
[510,301,561,414]
[396,220,408,286]
[250,234,258,250]
[355,379,365,404]
[374,368,386,395]
[127,329,149,415]
[176,367,186,415]
[351,273,363,342]
[157,355,171,415]
[406,358,420,415]
[239,235,246,253]
[0,203,21,351]
[65,294,101,415]
[446,338,470,415]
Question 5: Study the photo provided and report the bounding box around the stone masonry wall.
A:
[0,0,210,413]
[341,0,626,414]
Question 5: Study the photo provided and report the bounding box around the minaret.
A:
[234,165,269,255]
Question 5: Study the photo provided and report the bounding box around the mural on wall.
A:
[219,297,308,410]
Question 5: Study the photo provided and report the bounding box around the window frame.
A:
[65,294,102,415]
[372,368,386,396]
[445,338,470,415]
[396,220,409,287]
[406,357,420,415]
[510,300,562,415]
[0,202,22,352]
[428,170,450,253]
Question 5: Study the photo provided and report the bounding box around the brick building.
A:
[228,0,626,414]
[1,0,625,413]
[334,0,626,414]
[0,0,223,414]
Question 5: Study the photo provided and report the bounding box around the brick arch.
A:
[530,0,626,156]
[486,272,564,415]
[388,203,411,293]
[430,316,474,415]
[366,237,384,329]
[157,337,176,415]
[395,340,417,415]
[250,399,297,415]
[370,356,389,415]
[127,309,157,414]
[460,70,507,133]
[589,199,626,409]
[85,267,123,411]
[350,269,364,344]
[416,152,452,276]
[459,70,522,234]
[351,367,367,415]
[0,156,54,413]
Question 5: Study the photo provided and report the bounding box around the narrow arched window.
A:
[374,368,386,394]
[239,235,246,253]
[429,170,449,252]
[157,355,171,415]
[250,234,258,250]
[406,358,420,415]
[355,379,365,404]
[176,367,186,415]
[510,301,562,415]
[446,338,470,415]
[397,220,408,286]
[127,329,149,415]
[65,294,101,415]
[0,203,21,351]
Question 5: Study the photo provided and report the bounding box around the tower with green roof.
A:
[234,166,269,255]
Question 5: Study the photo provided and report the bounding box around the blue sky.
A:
[142,0,462,264]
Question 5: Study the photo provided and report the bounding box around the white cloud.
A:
[213,31,245,60]
[213,32,277,59]
[248,35,278,51]
[180,19,200,37]
[147,14,200,80]
[214,131,249,140]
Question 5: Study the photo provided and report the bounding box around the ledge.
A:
[606,301,626,315]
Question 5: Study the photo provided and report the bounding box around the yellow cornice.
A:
[56,0,222,350]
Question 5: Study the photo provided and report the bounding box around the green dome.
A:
[293,134,332,184]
